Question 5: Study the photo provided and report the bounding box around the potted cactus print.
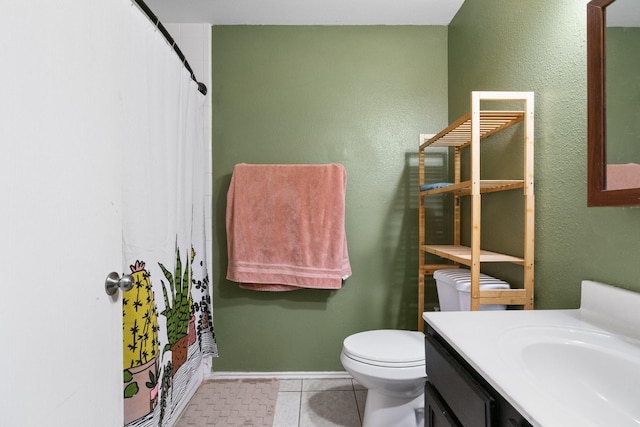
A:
[123,260,160,424]
[158,246,194,373]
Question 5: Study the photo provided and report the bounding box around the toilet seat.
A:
[342,330,425,368]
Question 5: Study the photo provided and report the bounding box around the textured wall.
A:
[449,0,640,308]
[211,26,448,371]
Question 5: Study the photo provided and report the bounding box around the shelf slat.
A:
[420,180,524,196]
[476,289,532,306]
[421,245,525,266]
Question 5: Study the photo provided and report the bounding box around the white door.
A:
[0,1,125,426]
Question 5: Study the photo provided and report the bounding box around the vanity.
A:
[423,280,640,427]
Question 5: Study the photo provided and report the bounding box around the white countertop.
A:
[423,280,640,427]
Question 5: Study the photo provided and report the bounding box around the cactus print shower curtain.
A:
[120,7,217,427]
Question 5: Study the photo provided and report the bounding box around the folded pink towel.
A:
[226,163,351,291]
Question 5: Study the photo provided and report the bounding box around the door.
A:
[0,1,125,426]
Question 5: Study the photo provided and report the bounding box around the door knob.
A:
[105,272,134,296]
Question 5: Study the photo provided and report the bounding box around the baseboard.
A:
[206,371,352,380]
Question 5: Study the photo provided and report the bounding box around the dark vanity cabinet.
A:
[424,325,533,427]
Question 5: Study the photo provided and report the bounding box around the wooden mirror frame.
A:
[587,0,640,206]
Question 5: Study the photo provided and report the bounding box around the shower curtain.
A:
[120,4,217,426]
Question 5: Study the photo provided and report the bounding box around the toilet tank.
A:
[433,268,510,311]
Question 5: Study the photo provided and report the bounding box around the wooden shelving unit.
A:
[418,91,535,331]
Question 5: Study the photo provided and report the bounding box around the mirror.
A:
[587,0,640,206]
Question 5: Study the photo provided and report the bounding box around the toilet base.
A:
[362,389,425,427]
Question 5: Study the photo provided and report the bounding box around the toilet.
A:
[340,268,510,427]
[340,329,426,427]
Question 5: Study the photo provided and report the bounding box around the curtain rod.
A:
[132,0,208,96]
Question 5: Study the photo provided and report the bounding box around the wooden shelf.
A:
[419,111,525,150]
[417,91,535,330]
[420,180,525,196]
[421,245,525,266]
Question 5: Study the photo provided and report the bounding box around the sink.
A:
[500,326,640,426]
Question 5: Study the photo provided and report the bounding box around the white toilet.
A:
[340,268,510,427]
[340,329,426,427]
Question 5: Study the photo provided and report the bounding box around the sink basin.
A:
[500,326,640,426]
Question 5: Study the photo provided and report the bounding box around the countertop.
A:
[423,280,640,427]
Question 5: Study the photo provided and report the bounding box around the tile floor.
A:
[273,377,367,427]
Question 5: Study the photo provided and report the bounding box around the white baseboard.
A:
[206,371,352,380]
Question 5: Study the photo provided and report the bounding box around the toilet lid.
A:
[343,330,425,367]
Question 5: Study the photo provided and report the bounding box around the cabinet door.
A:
[500,405,534,427]
[426,334,496,427]
[425,381,462,427]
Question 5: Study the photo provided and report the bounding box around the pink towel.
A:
[226,163,351,291]
[606,163,640,190]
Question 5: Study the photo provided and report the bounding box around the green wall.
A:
[211,3,640,372]
[211,26,448,371]
[449,0,640,309]
[606,27,640,163]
